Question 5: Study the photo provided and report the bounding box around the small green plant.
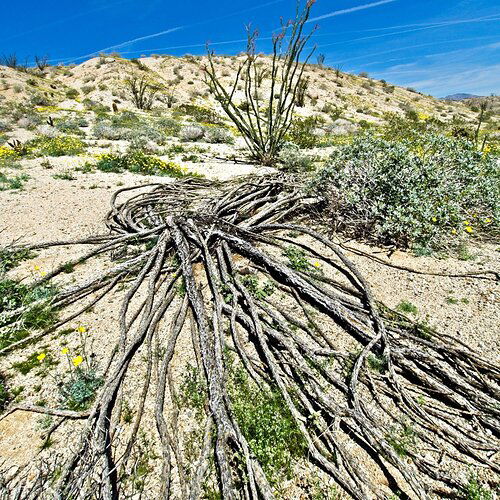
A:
[445,296,459,305]
[462,471,493,500]
[0,172,29,191]
[178,363,207,416]
[59,354,103,411]
[228,359,307,485]
[240,274,275,300]
[53,171,76,181]
[283,245,310,272]
[12,351,57,375]
[0,247,36,273]
[396,301,418,315]
[65,88,79,99]
[0,373,10,412]
[0,279,59,350]
[386,420,416,457]
[367,354,388,373]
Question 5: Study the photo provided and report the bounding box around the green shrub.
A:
[287,116,324,149]
[204,127,234,144]
[65,88,79,99]
[278,143,314,172]
[60,367,103,411]
[313,134,499,250]
[0,247,36,273]
[56,117,88,134]
[386,420,416,457]
[178,104,224,125]
[228,361,306,485]
[0,279,58,350]
[91,151,188,177]
[0,172,29,190]
[28,135,86,156]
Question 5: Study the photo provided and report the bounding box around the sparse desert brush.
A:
[278,143,313,172]
[56,116,88,135]
[180,125,205,142]
[27,135,86,157]
[287,115,325,149]
[90,150,190,177]
[312,133,499,251]
[204,127,234,144]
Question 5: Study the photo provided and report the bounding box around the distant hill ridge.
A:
[442,93,482,101]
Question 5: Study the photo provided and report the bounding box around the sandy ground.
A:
[1,152,498,477]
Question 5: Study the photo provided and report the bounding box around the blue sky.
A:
[1,0,499,96]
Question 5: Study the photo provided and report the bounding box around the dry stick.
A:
[337,240,499,281]
[155,297,189,499]
[0,404,90,422]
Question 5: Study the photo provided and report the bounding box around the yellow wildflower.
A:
[463,221,470,226]
[37,353,46,362]
[451,229,457,235]
[485,218,492,223]
[61,347,69,355]
[465,226,473,233]
[40,271,47,277]
[313,261,321,268]
[33,265,40,271]
[431,217,437,222]
[72,355,84,367]
[77,326,87,334]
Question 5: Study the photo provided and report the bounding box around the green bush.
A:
[56,117,88,135]
[177,104,224,125]
[278,143,314,172]
[313,133,499,250]
[28,135,86,156]
[0,247,35,273]
[60,367,103,411]
[65,88,79,99]
[287,116,324,149]
[229,362,306,485]
[91,151,188,177]
[0,172,29,190]
[0,279,58,350]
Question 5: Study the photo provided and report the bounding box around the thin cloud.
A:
[51,0,285,64]
[308,0,397,23]
[333,35,499,64]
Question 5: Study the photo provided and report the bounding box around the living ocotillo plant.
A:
[203,0,317,165]
[126,74,159,111]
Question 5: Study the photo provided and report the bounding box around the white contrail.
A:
[307,0,397,23]
[52,0,285,64]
